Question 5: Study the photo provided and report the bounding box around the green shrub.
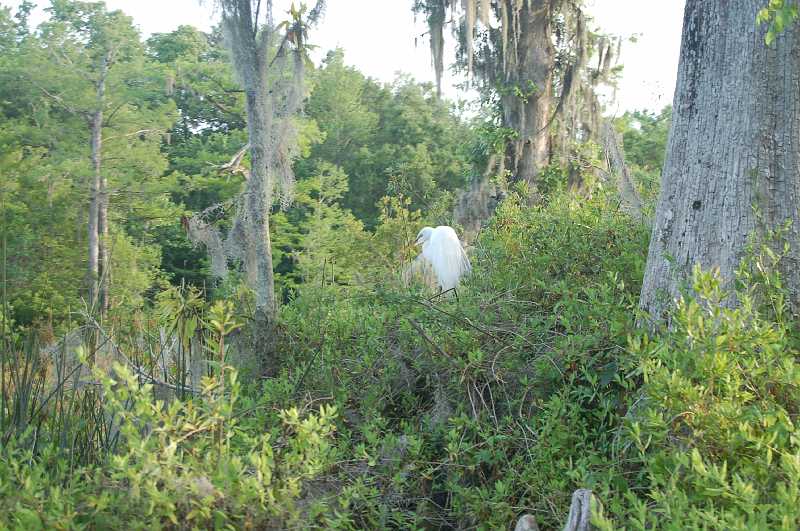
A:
[0,364,339,529]
[6,184,800,529]
[0,303,340,530]
[623,264,800,529]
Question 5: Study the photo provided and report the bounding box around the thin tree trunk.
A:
[225,6,278,374]
[244,74,278,370]
[88,109,101,311]
[640,1,800,322]
[602,121,645,222]
[99,159,109,317]
[88,55,109,317]
[502,0,554,188]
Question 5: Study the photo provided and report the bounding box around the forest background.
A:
[1,1,799,529]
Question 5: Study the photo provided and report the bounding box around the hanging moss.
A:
[426,0,447,97]
[416,0,622,183]
[188,2,315,287]
[500,1,509,72]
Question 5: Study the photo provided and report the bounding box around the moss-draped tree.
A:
[192,0,324,373]
[413,0,620,188]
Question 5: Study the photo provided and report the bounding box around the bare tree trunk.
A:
[88,109,101,311]
[501,0,554,188]
[88,55,109,318]
[602,121,645,222]
[640,1,800,322]
[514,489,599,531]
[99,161,110,317]
[244,75,278,370]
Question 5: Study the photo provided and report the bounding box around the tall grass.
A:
[0,285,213,468]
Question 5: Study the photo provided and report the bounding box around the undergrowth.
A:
[3,186,800,529]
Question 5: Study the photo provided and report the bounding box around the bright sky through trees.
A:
[3,0,683,111]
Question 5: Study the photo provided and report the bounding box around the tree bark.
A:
[89,55,110,319]
[221,2,278,373]
[243,73,278,369]
[99,149,110,318]
[88,108,101,312]
[640,1,800,322]
[513,489,598,531]
[501,0,554,188]
[602,121,645,222]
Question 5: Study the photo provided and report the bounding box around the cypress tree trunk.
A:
[99,153,110,317]
[640,1,800,322]
[501,0,554,187]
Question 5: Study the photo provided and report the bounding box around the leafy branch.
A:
[757,0,799,45]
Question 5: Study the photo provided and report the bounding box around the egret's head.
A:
[415,227,434,246]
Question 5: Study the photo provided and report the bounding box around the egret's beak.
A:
[414,236,423,246]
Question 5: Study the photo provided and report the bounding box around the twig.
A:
[407,318,451,359]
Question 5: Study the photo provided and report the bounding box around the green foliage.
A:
[301,50,473,227]
[615,106,672,214]
[0,364,340,529]
[7,169,800,527]
[0,301,339,529]
[0,148,85,327]
[623,257,800,528]
[10,3,796,529]
[272,162,369,293]
[758,0,799,45]
[0,1,177,329]
[616,107,672,171]
[274,187,800,528]
[274,185,649,528]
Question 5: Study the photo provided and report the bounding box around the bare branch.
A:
[602,121,646,223]
[28,78,88,118]
[215,143,251,179]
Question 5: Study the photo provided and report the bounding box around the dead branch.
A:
[601,121,647,223]
[407,318,451,359]
[216,143,250,179]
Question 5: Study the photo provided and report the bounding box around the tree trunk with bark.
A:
[640,1,800,322]
[501,0,555,187]
[99,152,110,317]
[88,108,101,312]
[89,55,110,320]
[219,1,280,374]
[242,65,278,369]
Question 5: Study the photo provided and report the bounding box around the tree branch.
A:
[215,143,251,179]
[28,78,88,118]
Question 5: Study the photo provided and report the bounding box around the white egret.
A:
[413,226,471,294]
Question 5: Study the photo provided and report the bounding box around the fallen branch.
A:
[407,318,451,359]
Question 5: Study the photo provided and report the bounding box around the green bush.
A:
[0,364,339,529]
[0,303,340,530]
[623,263,800,529]
[5,185,800,529]
[273,185,649,528]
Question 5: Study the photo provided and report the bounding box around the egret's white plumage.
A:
[414,226,471,292]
